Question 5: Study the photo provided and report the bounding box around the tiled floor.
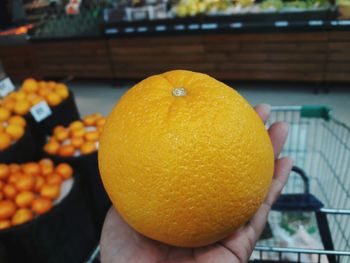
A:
[71,81,350,125]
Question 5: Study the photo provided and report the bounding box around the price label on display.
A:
[30,101,52,122]
[0,77,15,97]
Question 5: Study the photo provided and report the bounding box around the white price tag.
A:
[30,101,52,122]
[0,77,15,97]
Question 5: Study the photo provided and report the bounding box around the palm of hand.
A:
[101,105,293,263]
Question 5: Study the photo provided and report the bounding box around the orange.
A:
[53,125,65,135]
[8,116,26,127]
[58,145,75,157]
[93,113,103,119]
[39,159,54,176]
[32,197,52,215]
[83,115,96,126]
[0,164,10,180]
[96,118,106,127]
[8,93,17,100]
[0,219,11,230]
[0,181,3,191]
[15,174,35,191]
[15,191,35,208]
[0,108,11,121]
[7,172,21,184]
[12,208,33,226]
[5,124,25,140]
[34,176,45,192]
[2,99,15,111]
[71,128,85,138]
[46,173,62,185]
[99,70,274,247]
[40,184,60,200]
[80,141,96,155]
[69,120,84,131]
[47,81,57,89]
[39,158,54,167]
[0,133,11,150]
[0,123,3,133]
[26,93,38,103]
[22,78,38,93]
[55,84,69,99]
[22,163,40,175]
[38,81,47,90]
[37,88,50,98]
[46,92,62,107]
[44,140,60,155]
[71,137,84,148]
[8,164,20,173]
[13,91,26,101]
[54,129,69,142]
[84,131,99,141]
[0,200,16,220]
[55,163,73,179]
[13,101,31,115]
[31,97,43,106]
[0,192,3,201]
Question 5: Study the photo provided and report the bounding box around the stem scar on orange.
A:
[98,70,274,247]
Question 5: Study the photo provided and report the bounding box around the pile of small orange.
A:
[0,107,27,151]
[0,159,73,229]
[0,78,69,116]
[44,113,106,157]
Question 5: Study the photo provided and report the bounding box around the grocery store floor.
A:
[70,81,350,125]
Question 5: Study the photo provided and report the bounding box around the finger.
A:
[266,157,293,204]
[248,157,293,237]
[254,104,271,124]
[268,122,288,159]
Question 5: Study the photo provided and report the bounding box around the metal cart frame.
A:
[253,106,350,262]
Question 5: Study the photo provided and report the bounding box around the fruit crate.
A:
[85,105,350,263]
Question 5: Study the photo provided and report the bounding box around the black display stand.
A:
[0,128,37,163]
[45,151,111,238]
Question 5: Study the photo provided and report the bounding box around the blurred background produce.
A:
[0,160,73,230]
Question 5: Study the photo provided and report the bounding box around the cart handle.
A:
[300,105,332,121]
[291,166,309,194]
[271,105,332,121]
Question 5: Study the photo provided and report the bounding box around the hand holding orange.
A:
[99,70,274,247]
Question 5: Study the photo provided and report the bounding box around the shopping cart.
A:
[86,105,350,263]
[253,105,350,263]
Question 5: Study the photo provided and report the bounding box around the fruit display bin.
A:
[0,173,96,263]
[85,105,350,263]
[25,90,80,137]
[44,151,111,236]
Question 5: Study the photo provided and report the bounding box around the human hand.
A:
[100,104,293,263]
